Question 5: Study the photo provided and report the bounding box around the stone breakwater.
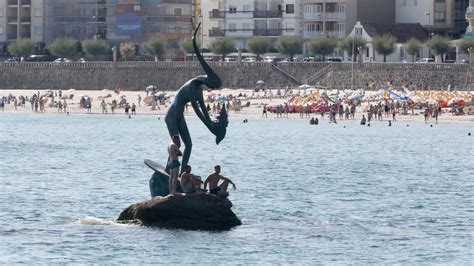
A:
[0,61,472,91]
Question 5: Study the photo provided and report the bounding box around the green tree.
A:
[405,37,422,62]
[211,37,235,60]
[276,36,302,61]
[144,38,166,62]
[459,39,474,54]
[341,36,367,62]
[179,39,193,61]
[120,43,136,60]
[9,38,36,59]
[426,35,450,62]
[246,37,271,60]
[372,34,397,62]
[308,36,337,60]
[82,39,109,57]
[48,38,77,58]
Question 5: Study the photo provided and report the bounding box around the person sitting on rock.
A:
[204,165,236,198]
[180,165,203,194]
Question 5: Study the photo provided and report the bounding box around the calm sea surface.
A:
[0,112,473,264]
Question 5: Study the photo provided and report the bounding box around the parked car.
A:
[4,57,20,62]
[25,54,57,62]
[263,56,283,63]
[326,57,343,62]
[242,57,256,62]
[455,59,470,64]
[77,58,87,63]
[223,57,236,62]
[416,58,434,63]
[53,58,73,63]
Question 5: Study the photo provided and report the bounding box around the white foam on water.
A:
[78,216,119,226]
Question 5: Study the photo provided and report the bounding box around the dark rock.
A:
[117,193,241,230]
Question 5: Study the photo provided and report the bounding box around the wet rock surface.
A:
[117,193,241,230]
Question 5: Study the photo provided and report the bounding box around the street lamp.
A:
[424,12,431,37]
[468,47,473,69]
[351,35,355,90]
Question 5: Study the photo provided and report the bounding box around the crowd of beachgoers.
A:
[1,86,473,124]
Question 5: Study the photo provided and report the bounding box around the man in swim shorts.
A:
[167,135,182,195]
[204,165,236,198]
[180,165,203,194]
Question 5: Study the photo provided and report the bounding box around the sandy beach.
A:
[1,88,473,124]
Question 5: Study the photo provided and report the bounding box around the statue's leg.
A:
[177,117,192,174]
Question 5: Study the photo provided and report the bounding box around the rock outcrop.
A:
[117,193,241,230]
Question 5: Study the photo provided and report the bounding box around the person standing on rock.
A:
[167,135,182,195]
[204,165,236,198]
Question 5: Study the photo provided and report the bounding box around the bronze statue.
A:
[164,22,228,175]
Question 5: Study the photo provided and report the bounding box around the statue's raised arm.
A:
[164,22,228,174]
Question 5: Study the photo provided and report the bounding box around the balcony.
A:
[8,16,18,23]
[304,30,345,38]
[303,12,345,21]
[209,9,225,19]
[8,0,18,6]
[20,16,31,23]
[253,11,282,18]
[209,28,225,37]
[7,34,18,40]
[253,28,283,36]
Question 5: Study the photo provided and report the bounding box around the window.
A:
[174,8,182,16]
[34,8,41,17]
[400,47,405,60]
[243,23,252,30]
[229,6,237,13]
[286,4,294,14]
[228,23,236,32]
[337,5,345,13]
[304,5,321,13]
[305,23,320,32]
[33,26,40,35]
[243,5,251,12]
[0,26,3,35]
[0,8,3,17]
[435,11,445,23]
[355,28,363,35]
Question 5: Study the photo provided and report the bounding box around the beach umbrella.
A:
[298,84,312,90]
[146,85,157,92]
[216,95,227,102]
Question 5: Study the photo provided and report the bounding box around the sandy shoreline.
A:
[1,89,473,124]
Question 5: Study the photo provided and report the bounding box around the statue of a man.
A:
[164,23,227,174]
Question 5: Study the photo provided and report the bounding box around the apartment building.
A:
[0,0,46,44]
[396,0,470,38]
[303,0,395,40]
[207,0,301,49]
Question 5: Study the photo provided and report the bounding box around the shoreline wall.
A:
[0,62,472,91]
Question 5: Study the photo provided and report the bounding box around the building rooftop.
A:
[363,23,429,42]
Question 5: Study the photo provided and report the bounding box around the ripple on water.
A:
[0,114,473,264]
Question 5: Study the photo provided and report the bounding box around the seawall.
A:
[0,61,472,91]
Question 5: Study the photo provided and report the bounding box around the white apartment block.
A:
[0,0,45,44]
[205,0,396,51]
[206,0,301,49]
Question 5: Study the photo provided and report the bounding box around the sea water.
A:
[0,113,472,264]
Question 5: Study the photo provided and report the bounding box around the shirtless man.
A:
[180,165,203,194]
[167,135,182,195]
[204,165,236,198]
